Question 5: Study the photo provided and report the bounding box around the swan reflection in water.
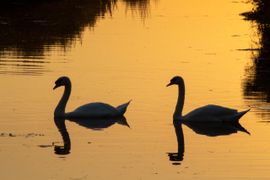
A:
[53,116,130,155]
[168,119,249,165]
[168,120,185,165]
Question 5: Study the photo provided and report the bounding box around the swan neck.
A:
[54,82,71,116]
[173,82,185,119]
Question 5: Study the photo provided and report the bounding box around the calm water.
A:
[1,0,270,179]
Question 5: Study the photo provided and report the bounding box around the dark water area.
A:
[0,0,111,56]
[0,0,149,75]
[241,0,270,117]
[241,0,270,23]
[0,0,149,56]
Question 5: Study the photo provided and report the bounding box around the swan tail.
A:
[234,109,250,122]
[222,109,250,123]
[116,100,131,115]
[238,109,250,118]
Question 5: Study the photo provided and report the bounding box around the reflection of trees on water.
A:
[124,0,150,11]
[0,0,150,75]
[242,1,270,108]
[242,0,270,23]
[0,0,117,56]
[125,0,150,18]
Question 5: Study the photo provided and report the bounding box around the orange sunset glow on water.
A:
[1,0,270,179]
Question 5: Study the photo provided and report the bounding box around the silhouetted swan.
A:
[54,76,131,118]
[167,76,249,122]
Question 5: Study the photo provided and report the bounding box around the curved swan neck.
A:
[173,81,185,119]
[54,81,71,117]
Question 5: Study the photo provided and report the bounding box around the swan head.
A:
[167,76,184,87]
[53,76,71,90]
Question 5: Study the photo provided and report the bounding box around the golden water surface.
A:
[0,0,270,179]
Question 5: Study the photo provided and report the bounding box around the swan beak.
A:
[166,82,173,87]
[53,84,59,90]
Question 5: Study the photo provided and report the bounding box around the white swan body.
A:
[54,76,130,118]
[167,76,249,122]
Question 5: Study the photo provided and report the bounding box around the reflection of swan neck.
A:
[54,81,71,117]
[174,81,185,119]
[174,122,184,155]
[54,118,71,154]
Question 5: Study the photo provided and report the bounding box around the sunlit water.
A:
[1,0,270,179]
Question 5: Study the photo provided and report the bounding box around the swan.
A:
[167,76,249,122]
[53,76,131,118]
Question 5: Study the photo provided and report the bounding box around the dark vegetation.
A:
[0,0,149,57]
[241,0,270,102]
[0,0,149,75]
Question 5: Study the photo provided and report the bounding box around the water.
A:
[0,0,270,179]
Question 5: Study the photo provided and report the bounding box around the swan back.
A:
[183,105,250,122]
[65,101,131,119]
[66,103,120,118]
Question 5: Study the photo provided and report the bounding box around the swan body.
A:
[167,76,249,122]
[54,76,130,118]
[66,102,130,119]
[182,104,249,122]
